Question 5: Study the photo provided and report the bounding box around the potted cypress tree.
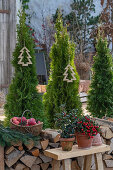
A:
[43,12,82,128]
[4,10,46,127]
[87,34,113,118]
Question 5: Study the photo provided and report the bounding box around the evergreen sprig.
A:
[0,125,40,147]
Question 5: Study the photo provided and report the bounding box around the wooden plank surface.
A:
[80,97,87,103]
[44,144,110,160]
[94,153,104,170]
[0,0,16,93]
[83,155,92,170]
[52,160,60,170]
[63,159,71,170]
[0,145,4,170]
[8,0,16,84]
[79,92,88,103]
[79,92,88,98]
[0,10,9,13]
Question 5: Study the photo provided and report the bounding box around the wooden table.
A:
[44,144,110,170]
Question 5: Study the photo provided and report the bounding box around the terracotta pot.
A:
[92,133,102,146]
[60,137,75,151]
[75,133,93,149]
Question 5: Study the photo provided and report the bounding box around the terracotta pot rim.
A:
[75,132,95,138]
[60,137,75,142]
[75,132,88,136]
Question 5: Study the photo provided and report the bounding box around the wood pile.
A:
[90,118,113,169]
[0,91,5,108]
[3,129,58,170]
[2,122,113,170]
[2,129,81,170]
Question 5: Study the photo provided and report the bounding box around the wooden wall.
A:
[0,0,16,94]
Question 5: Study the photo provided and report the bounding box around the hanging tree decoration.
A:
[63,54,76,82]
[63,64,76,82]
[18,45,32,66]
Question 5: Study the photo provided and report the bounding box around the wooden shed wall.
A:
[0,0,16,94]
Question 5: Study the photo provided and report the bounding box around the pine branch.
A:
[0,125,40,147]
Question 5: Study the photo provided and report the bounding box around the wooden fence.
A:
[0,0,16,94]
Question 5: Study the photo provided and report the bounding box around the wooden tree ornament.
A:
[63,64,76,82]
[18,46,32,66]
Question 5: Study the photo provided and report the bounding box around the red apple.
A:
[22,117,27,122]
[13,120,20,125]
[27,119,29,124]
[38,121,41,124]
[28,118,36,126]
[12,117,18,122]
[18,117,21,123]
[30,118,36,122]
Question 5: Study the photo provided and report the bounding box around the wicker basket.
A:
[10,110,43,136]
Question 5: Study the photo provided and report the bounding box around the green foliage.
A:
[0,125,40,147]
[20,0,32,24]
[87,36,113,118]
[60,124,75,138]
[20,0,30,10]
[52,8,64,24]
[64,0,99,53]
[43,13,82,127]
[75,116,100,138]
[54,105,79,138]
[4,10,47,127]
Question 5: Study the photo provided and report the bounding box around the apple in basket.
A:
[13,120,20,125]
[22,117,27,122]
[12,117,20,125]
[28,118,37,126]
[12,117,18,121]
[19,117,27,125]
[18,117,21,123]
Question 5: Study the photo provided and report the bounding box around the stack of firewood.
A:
[0,129,81,170]
[3,123,113,169]
[0,91,5,108]
[4,129,62,170]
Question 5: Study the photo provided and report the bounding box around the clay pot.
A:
[92,133,102,146]
[75,133,93,149]
[60,137,75,151]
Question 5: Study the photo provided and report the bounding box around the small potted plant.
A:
[75,115,101,149]
[55,106,78,151]
[60,124,75,151]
